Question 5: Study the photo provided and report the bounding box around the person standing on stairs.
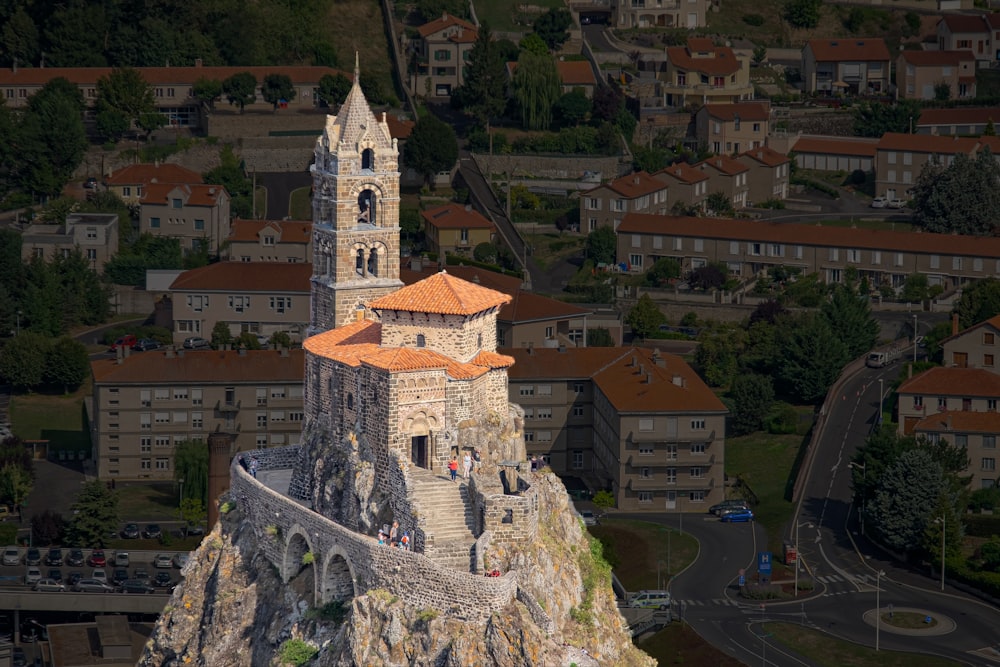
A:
[463,451,472,479]
[448,456,459,482]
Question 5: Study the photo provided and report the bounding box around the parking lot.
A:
[0,546,187,595]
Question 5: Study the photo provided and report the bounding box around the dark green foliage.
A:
[632,146,673,174]
[532,8,572,50]
[16,78,88,196]
[317,74,351,109]
[404,114,458,187]
[591,86,623,124]
[900,273,929,303]
[261,74,297,111]
[203,146,254,218]
[105,235,184,286]
[31,509,65,546]
[749,300,787,326]
[473,242,498,264]
[911,149,1000,236]
[765,402,798,434]
[980,540,1000,572]
[688,263,727,290]
[782,272,826,307]
[1,7,40,68]
[45,337,90,393]
[849,169,866,185]
[211,321,233,348]
[903,12,921,37]
[852,100,921,137]
[192,78,224,110]
[784,0,821,28]
[957,277,1000,329]
[626,294,666,340]
[510,126,617,155]
[584,226,616,265]
[513,51,561,131]
[67,480,120,548]
[844,7,865,32]
[775,312,848,403]
[222,72,258,113]
[587,328,615,347]
[414,0,468,22]
[645,257,681,286]
[821,283,878,359]
[95,67,163,141]
[870,449,949,553]
[453,23,507,128]
[0,332,47,390]
[695,324,741,387]
[729,374,775,435]
[174,439,209,505]
[934,82,951,101]
[359,71,391,106]
[554,90,592,127]
[742,13,765,26]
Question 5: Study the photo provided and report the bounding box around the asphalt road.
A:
[258,171,312,220]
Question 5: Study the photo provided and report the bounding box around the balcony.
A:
[216,399,241,413]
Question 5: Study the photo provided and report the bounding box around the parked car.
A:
[45,548,63,566]
[120,578,155,594]
[183,336,209,349]
[66,571,83,586]
[83,177,98,190]
[153,571,174,588]
[172,553,189,569]
[66,549,84,566]
[888,198,906,209]
[154,554,173,569]
[109,335,137,351]
[121,523,140,539]
[24,548,41,566]
[114,552,129,567]
[143,524,162,540]
[112,568,129,585]
[709,499,749,516]
[579,510,598,526]
[3,546,20,566]
[47,569,62,582]
[720,508,755,523]
[132,338,161,352]
[87,549,106,567]
[74,578,113,593]
[91,568,107,583]
[24,566,41,585]
[870,196,888,208]
[185,524,205,536]
[628,590,672,610]
[34,578,66,592]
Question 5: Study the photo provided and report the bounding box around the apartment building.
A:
[421,203,495,256]
[615,213,1000,290]
[694,155,750,209]
[612,0,708,29]
[802,38,891,95]
[410,12,477,98]
[504,346,727,512]
[661,38,753,108]
[694,101,771,154]
[579,171,671,232]
[786,135,877,173]
[737,146,790,204]
[103,163,203,204]
[917,107,999,136]
[169,262,312,344]
[652,162,709,212]
[872,133,1000,201]
[90,348,305,480]
[941,314,1000,370]
[19,213,118,271]
[139,183,231,254]
[936,13,1000,68]
[226,218,313,263]
[896,50,977,101]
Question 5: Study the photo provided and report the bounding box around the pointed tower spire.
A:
[354,51,360,84]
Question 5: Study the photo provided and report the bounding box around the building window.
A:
[984,436,996,448]
[828,248,839,261]
[537,431,552,441]
[690,490,706,502]
[270,411,285,422]
[87,248,97,260]
[524,431,534,442]
[691,443,706,455]
[639,418,654,431]
[270,386,286,399]
[666,468,676,483]
[572,406,584,417]
[172,411,186,423]
[150,217,160,228]
[930,255,940,269]
[955,434,968,448]
[256,388,267,406]
[257,412,267,428]
[194,218,205,231]
[154,412,169,424]
[192,389,202,406]
[538,385,552,396]
[572,450,583,469]
[520,386,534,396]
[256,434,267,447]
[690,467,703,478]
[938,397,947,409]
[639,446,653,456]
[847,249,861,263]
[986,354,994,367]
[984,458,996,472]
[289,411,304,422]
[140,437,151,452]
[523,408,534,419]
[191,412,203,428]
[155,436,170,447]
[666,444,677,460]
[156,458,169,470]
[140,459,151,470]
[691,419,705,430]
[989,399,997,411]
[574,382,584,393]
[729,241,739,255]
[985,333,995,346]
[545,326,553,338]
[640,467,652,479]
[172,198,182,209]
[629,254,643,270]
[638,491,653,503]
[914,396,923,408]
[953,257,963,270]
[269,297,291,313]
[140,413,151,430]
[537,408,552,420]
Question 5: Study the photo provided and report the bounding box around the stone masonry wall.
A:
[231,447,517,620]
[469,473,539,548]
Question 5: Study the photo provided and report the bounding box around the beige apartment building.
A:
[917,107,1000,136]
[787,135,877,173]
[661,38,753,108]
[873,133,1000,201]
[505,346,727,512]
[737,146,790,204]
[694,155,749,209]
[612,0,708,29]
[579,171,671,232]
[169,262,312,344]
[897,50,977,101]
[411,12,477,98]
[615,213,1000,291]
[802,38,891,95]
[694,101,771,155]
[421,203,495,256]
[139,183,231,254]
[90,348,305,480]
[936,13,1000,69]
[19,213,118,271]
[941,314,1000,370]
[652,162,709,212]
[103,163,203,204]
[226,218,313,263]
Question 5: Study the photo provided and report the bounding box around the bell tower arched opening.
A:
[361,148,374,171]
[358,189,376,226]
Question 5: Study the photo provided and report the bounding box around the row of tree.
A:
[0,332,90,392]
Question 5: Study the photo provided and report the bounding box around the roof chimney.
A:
[908,363,913,379]
[672,374,685,387]
[280,346,289,357]
[645,373,653,384]
[952,313,959,336]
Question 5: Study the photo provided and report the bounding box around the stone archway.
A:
[321,544,357,604]
[283,526,316,604]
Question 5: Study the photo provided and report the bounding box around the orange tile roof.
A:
[417,12,477,39]
[556,61,597,87]
[791,136,878,157]
[939,14,991,33]
[369,270,511,316]
[364,347,450,372]
[385,115,415,140]
[918,107,1000,126]
[303,319,382,357]
[617,213,1000,258]
[654,162,709,185]
[939,313,1000,346]
[703,101,770,122]
[899,50,973,67]
[739,146,790,168]
[806,38,890,62]
[586,170,668,199]
[421,203,495,230]
[0,65,349,87]
[686,37,717,52]
[696,155,749,176]
[400,263,525,293]
[228,218,312,243]
[170,262,312,293]
[898,367,1000,397]
[141,183,228,207]
[876,132,979,153]
[91,349,304,384]
[505,347,635,380]
[105,163,203,186]
[913,410,1000,433]
[666,41,741,76]
[471,350,516,368]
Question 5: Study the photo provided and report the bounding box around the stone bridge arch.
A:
[320,542,358,605]
[283,524,317,604]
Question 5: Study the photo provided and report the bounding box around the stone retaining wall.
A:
[231,447,517,620]
[472,153,630,182]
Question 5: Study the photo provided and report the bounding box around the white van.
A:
[628,590,671,610]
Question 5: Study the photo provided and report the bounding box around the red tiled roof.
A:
[913,410,1000,433]
[696,154,749,176]
[898,367,1000,397]
[0,66,349,87]
[585,171,668,199]
[141,183,228,207]
[417,12,477,39]
[105,163,203,186]
[385,115,415,140]
[304,320,382,357]
[654,162,709,185]
[918,107,1000,126]
[421,203,494,230]
[369,270,511,316]
[617,213,1000,258]
[939,14,990,34]
[228,218,311,243]
[400,263,525,293]
[875,132,980,153]
[686,37,716,52]
[91,349,304,384]
[557,61,596,87]
[899,50,973,67]
[703,101,770,122]
[940,313,1000,346]
[666,39,741,76]
[806,38,890,62]
[169,262,312,293]
[738,146,790,168]
[471,350,516,368]
[791,136,878,157]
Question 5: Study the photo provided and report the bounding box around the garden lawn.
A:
[289,186,311,220]
[115,483,185,521]
[638,623,744,666]
[588,518,698,591]
[523,233,584,271]
[9,381,92,454]
[764,622,961,666]
[474,0,566,34]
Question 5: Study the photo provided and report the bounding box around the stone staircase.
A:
[408,468,478,572]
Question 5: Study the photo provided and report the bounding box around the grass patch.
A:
[638,622,744,667]
[289,186,311,220]
[9,381,92,453]
[474,0,566,33]
[764,622,961,666]
[725,408,813,553]
[253,185,267,220]
[115,483,185,520]
[322,0,394,98]
[588,518,698,591]
[523,232,584,270]
[882,611,937,629]
[803,218,915,233]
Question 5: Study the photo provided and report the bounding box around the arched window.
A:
[477,333,483,348]
[347,393,354,410]
[358,190,376,226]
[356,249,365,276]
[416,334,426,348]
[361,148,374,171]
[367,248,378,277]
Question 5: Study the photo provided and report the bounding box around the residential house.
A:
[19,213,118,271]
[615,213,1000,291]
[786,135,878,173]
[504,346,728,511]
[227,218,313,263]
[872,133,1000,201]
[917,107,1000,136]
[694,101,771,154]
[169,262,312,344]
[941,314,1000,370]
[103,163,203,204]
[912,411,999,489]
[139,183,231,254]
[556,60,598,98]
[694,155,750,210]
[579,171,672,232]
[611,0,709,29]
[801,38,891,95]
[421,203,495,257]
[737,146,790,204]
[661,38,753,108]
[896,50,976,100]
[410,12,477,97]
[652,162,709,212]
[90,348,305,480]
[936,13,1000,68]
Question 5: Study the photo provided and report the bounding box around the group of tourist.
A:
[447,449,482,482]
[239,454,260,478]
[378,521,411,550]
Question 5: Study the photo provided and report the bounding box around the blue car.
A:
[720,508,754,523]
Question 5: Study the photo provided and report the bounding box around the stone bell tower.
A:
[308,55,403,334]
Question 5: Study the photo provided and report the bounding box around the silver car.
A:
[74,578,114,593]
[2,546,19,566]
[24,566,41,585]
[34,578,66,592]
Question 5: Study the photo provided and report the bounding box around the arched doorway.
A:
[283,529,316,604]
[321,546,356,604]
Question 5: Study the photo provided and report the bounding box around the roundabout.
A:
[861,606,957,637]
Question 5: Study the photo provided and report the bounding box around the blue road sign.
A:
[758,551,772,576]
[738,574,746,587]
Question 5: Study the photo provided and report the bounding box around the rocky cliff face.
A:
[139,474,655,667]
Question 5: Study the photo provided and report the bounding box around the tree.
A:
[956,277,1000,329]
[360,71,390,105]
[587,328,615,347]
[900,273,929,303]
[752,45,767,65]
[985,119,996,136]
[211,321,233,349]
[519,33,550,56]
[95,67,163,141]
[626,294,666,340]
[822,283,878,359]
[776,313,848,403]
[532,8,572,51]
[749,300,787,326]
[783,0,822,28]
[689,264,727,291]
[174,439,209,506]
[934,82,951,102]
[458,22,508,138]
[1,7,39,68]
[317,73,351,109]
[592,86,624,124]
[911,148,1000,236]
[67,480,119,548]
[512,51,561,131]
[192,78,223,111]
[729,374,775,435]
[585,226,616,265]
[0,332,48,390]
[203,145,254,218]
[632,146,672,174]
[473,242,498,264]
[414,0,467,22]
[403,114,458,187]
[706,192,734,216]
[554,90,591,127]
[261,73,296,112]
[645,257,681,286]
[852,99,921,137]
[695,324,742,387]
[222,72,258,113]
[870,448,949,554]
[105,235,184,287]
[44,336,89,393]
[0,463,33,515]
[178,498,207,535]
[16,78,88,196]
[31,509,65,546]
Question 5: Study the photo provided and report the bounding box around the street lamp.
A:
[935,515,946,591]
[912,314,918,363]
[875,569,885,651]
[657,559,667,590]
[848,461,867,534]
[794,521,812,597]
[878,378,884,425]
[179,477,185,508]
